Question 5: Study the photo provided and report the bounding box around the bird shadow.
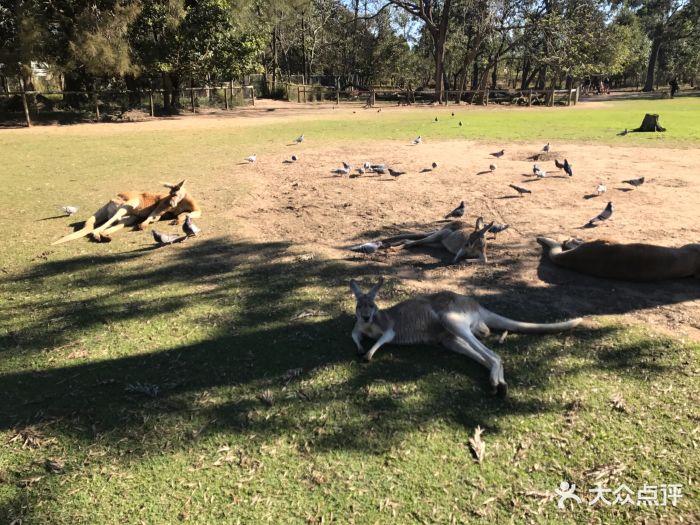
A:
[282,160,294,164]
[616,187,634,192]
[38,215,70,221]
[476,170,492,176]
[419,168,433,173]
[521,178,541,183]
[496,195,522,200]
[236,162,251,165]
[583,193,601,200]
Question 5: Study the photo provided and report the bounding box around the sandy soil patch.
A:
[231,139,700,340]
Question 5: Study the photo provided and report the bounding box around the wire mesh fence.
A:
[0,84,255,126]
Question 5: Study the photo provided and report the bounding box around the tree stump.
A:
[634,113,666,132]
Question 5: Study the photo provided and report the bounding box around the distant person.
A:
[603,77,610,94]
[669,78,679,98]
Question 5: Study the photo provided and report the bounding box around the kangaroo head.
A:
[457,217,493,262]
[350,277,384,324]
[162,179,187,208]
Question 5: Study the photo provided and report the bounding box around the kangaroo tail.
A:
[381,232,425,246]
[536,236,563,257]
[51,217,98,245]
[480,306,582,333]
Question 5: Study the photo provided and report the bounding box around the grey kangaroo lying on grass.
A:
[537,237,700,281]
[350,278,583,396]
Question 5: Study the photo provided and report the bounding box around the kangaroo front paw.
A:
[497,382,508,398]
[360,352,372,362]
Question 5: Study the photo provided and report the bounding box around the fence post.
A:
[528,91,533,107]
[224,84,229,110]
[149,91,155,116]
[251,86,256,106]
[297,85,300,103]
[18,76,32,127]
[190,77,196,113]
[549,88,555,107]
[575,86,580,105]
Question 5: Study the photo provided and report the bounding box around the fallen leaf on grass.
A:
[468,426,486,464]
[291,309,325,320]
[609,393,627,413]
[44,458,64,473]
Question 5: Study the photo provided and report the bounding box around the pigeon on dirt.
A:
[372,166,386,174]
[489,164,497,172]
[291,154,298,161]
[490,149,504,158]
[563,159,573,177]
[509,184,531,196]
[432,162,438,169]
[587,201,614,226]
[183,216,202,237]
[245,154,257,163]
[488,223,510,237]
[61,206,79,216]
[342,161,351,170]
[332,167,350,175]
[533,164,546,178]
[294,134,304,144]
[152,230,180,245]
[349,241,383,254]
[596,183,607,195]
[388,168,405,178]
[554,159,565,170]
[623,176,645,188]
[542,142,550,152]
[444,201,465,219]
[413,135,422,144]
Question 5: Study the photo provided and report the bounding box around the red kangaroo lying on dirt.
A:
[537,237,700,281]
[52,180,201,244]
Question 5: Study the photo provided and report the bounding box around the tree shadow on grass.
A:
[0,235,684,461]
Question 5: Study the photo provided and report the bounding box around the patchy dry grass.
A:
[1,102,699,523]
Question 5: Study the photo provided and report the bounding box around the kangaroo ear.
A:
[350,279,363,299]
[475,216,484,230]
[368,277,384,300]
[174,179,187,191]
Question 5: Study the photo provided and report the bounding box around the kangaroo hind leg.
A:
[51,202,112,245]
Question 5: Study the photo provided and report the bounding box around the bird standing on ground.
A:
[596,183,607,195]
[490,149,504,158]
[291,154,298,161]
[533,164,546,178]
[152,230,180,245]
[617,128,628,136]
[554,159,565,170]
[294,134,304,144]
[413,135,422,144]
[245,154,257,163]
[459,121,463,127]
[543,142,550,152]
[349,241,383,254]
[183,216,202,237]
[435,117,438,122]
[432,162,439,169]
[623,176,645,188]
[342,161,351,170]
[332,166,350,175]
[488,223,510,237]
[587,201,614,226]
[61,206,78,216]
[388,168,405,178]
[563,159,573,177]
[509,184,531,196]
[489,164,497,172]
[451,112,455,117]
[444,201,465,219]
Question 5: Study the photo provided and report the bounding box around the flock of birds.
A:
[60,122,647,249]
[238,128,650,246]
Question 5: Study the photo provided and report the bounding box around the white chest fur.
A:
[358,321,385,339]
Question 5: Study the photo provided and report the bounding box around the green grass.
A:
[1,99,699,523]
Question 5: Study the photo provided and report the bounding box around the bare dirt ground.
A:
[230,137,700,340]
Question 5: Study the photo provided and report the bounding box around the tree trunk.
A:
[634,113,666,132]
[643,33,662,92]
